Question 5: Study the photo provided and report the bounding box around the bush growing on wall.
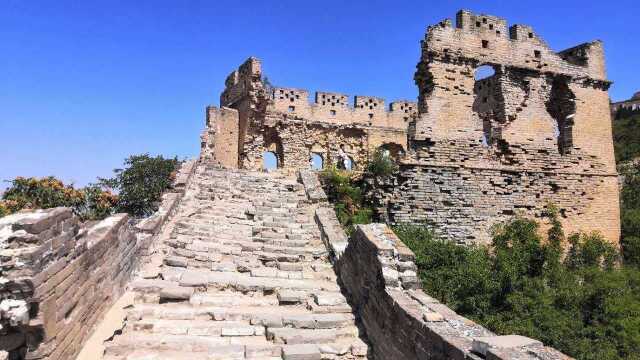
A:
[366,149,398,178]
[394,215,640,360]
[319,166,372,233]
[99,154,179,217]
[0,177,118,220]
[0,153,178,220]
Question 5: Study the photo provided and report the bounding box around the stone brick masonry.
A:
[303,170,570,359]
[338,223,569,360]
[0,8,610,359]
[202,9,620,245]
[208,57,412,173]
[0,160,196,359]
[387,10,619,244]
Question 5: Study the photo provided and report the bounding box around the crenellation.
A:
[456,9,509,37]
[268,85,415,131]
[315,91,349,108]
[271,87,312,117]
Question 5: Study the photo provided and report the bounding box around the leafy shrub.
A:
[320,166,372,233]
[366,149,398,178]
[619,162,640,267]
[0,177,117,220]
[394,216,640,360]
[2,177,85,211]
[393,224,497,315]
[79,184,119,220]
[100,154,179,217]
[622,236,640,267]
[0,153,177,220]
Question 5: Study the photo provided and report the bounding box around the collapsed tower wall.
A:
[205,57,413,173]
[386,10,619,244]
[201,9,620,245]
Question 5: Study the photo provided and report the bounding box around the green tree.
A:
[100,154,179,217]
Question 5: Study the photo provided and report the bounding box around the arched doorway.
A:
[262,151,278,170]
[310,153,324,170]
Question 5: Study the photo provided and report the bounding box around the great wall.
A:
[0,9,618,359]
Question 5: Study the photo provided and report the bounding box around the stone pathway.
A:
[103,166,368,359]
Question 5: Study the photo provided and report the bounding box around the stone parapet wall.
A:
[338,224,570,360]
[0,209,137,360]
[297,171,569,359]
[0,159,197,359]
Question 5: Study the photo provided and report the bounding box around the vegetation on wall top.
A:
[0,153,179,220]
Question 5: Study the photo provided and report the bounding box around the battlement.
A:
[456,10,509,36]
[270,86,416,129]
[426,10,607,80]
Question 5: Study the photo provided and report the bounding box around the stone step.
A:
[130,319,264,337]
[128,303,312,322]
[178,269,341,292]
[105,334,280,358]
[190,292,280,307]
[105,167,369,359]
[172,237,318,255]
[103,350,213,360]
[266,326,359,345]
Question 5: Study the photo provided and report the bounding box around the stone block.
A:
[159,286,194,300]
[282,344,321,360]
[472,335,542,356]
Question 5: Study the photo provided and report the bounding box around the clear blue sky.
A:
[1,0,638,189]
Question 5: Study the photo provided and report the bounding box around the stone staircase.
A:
[102,165,369,360]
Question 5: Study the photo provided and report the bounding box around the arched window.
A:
[344,156,354,171]
[310,153,323,170]
[262,151,278,170]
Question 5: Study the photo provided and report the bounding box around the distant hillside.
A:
[613,108,640,163]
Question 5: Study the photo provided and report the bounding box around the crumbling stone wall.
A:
[299,172,570,359]
[0,160,196,359]
[202,9,619,245]
[337,223,570,360]
[388,10,620,244]
[200,106,239,168]
[204,57,414,173]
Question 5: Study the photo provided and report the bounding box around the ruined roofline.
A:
[454,9,548,45]
[424,10,609,80]
[558,40,604,55]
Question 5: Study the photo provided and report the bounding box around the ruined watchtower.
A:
[385,10,619,244]
[201,10,620,245]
